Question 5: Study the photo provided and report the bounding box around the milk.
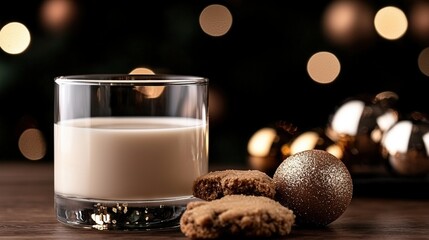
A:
[54,117,208,201]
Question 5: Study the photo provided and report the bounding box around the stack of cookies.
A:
[180,169,295,239]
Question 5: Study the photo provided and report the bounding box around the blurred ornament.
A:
[326,92,399,175]
[381,112,429,177]
[288,127,345,161]
[247,121,298,177]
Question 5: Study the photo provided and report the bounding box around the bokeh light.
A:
[199,4,233,37]
[409,1,429,42]
[329,100,364,137]
[289,130,344,160]
[130,67,155,74]
[382,121,412,158]
[18,128,46,160]
[0,22,31,54]
[323,0,374,47]
[418,47,429,77]
[307,51,341,84]
[247,127,277,157]
[40,0,78,33]
[129,68,165,98]
[208,87,226,124]
[289,131,320,154]
[374,6,408,40]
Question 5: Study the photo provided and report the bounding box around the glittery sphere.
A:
[273,149,353,226]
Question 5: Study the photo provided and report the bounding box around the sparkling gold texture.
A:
[273,149,353,226]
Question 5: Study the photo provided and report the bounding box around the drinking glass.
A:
[54,74,209,230]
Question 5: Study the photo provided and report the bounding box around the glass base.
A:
[55,194,194,231]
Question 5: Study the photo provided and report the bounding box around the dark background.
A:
[1,0,428,165]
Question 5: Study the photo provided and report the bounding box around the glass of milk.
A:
[54,74,209,231]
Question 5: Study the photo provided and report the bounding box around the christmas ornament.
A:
[381,112,429,177]
[273,149,353,226]
[287,127,345,161]
[325,92,399,175]
[247,121,298,176]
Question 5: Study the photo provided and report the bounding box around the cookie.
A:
[192,169,276,201]
[180,195,295,239]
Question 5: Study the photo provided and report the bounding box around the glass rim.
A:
[55,74,208,85]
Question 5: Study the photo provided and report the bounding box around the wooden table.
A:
[1,161,429,239]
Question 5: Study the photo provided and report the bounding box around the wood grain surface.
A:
[1,161,429,239]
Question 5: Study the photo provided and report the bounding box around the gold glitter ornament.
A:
[273,149,353,226]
